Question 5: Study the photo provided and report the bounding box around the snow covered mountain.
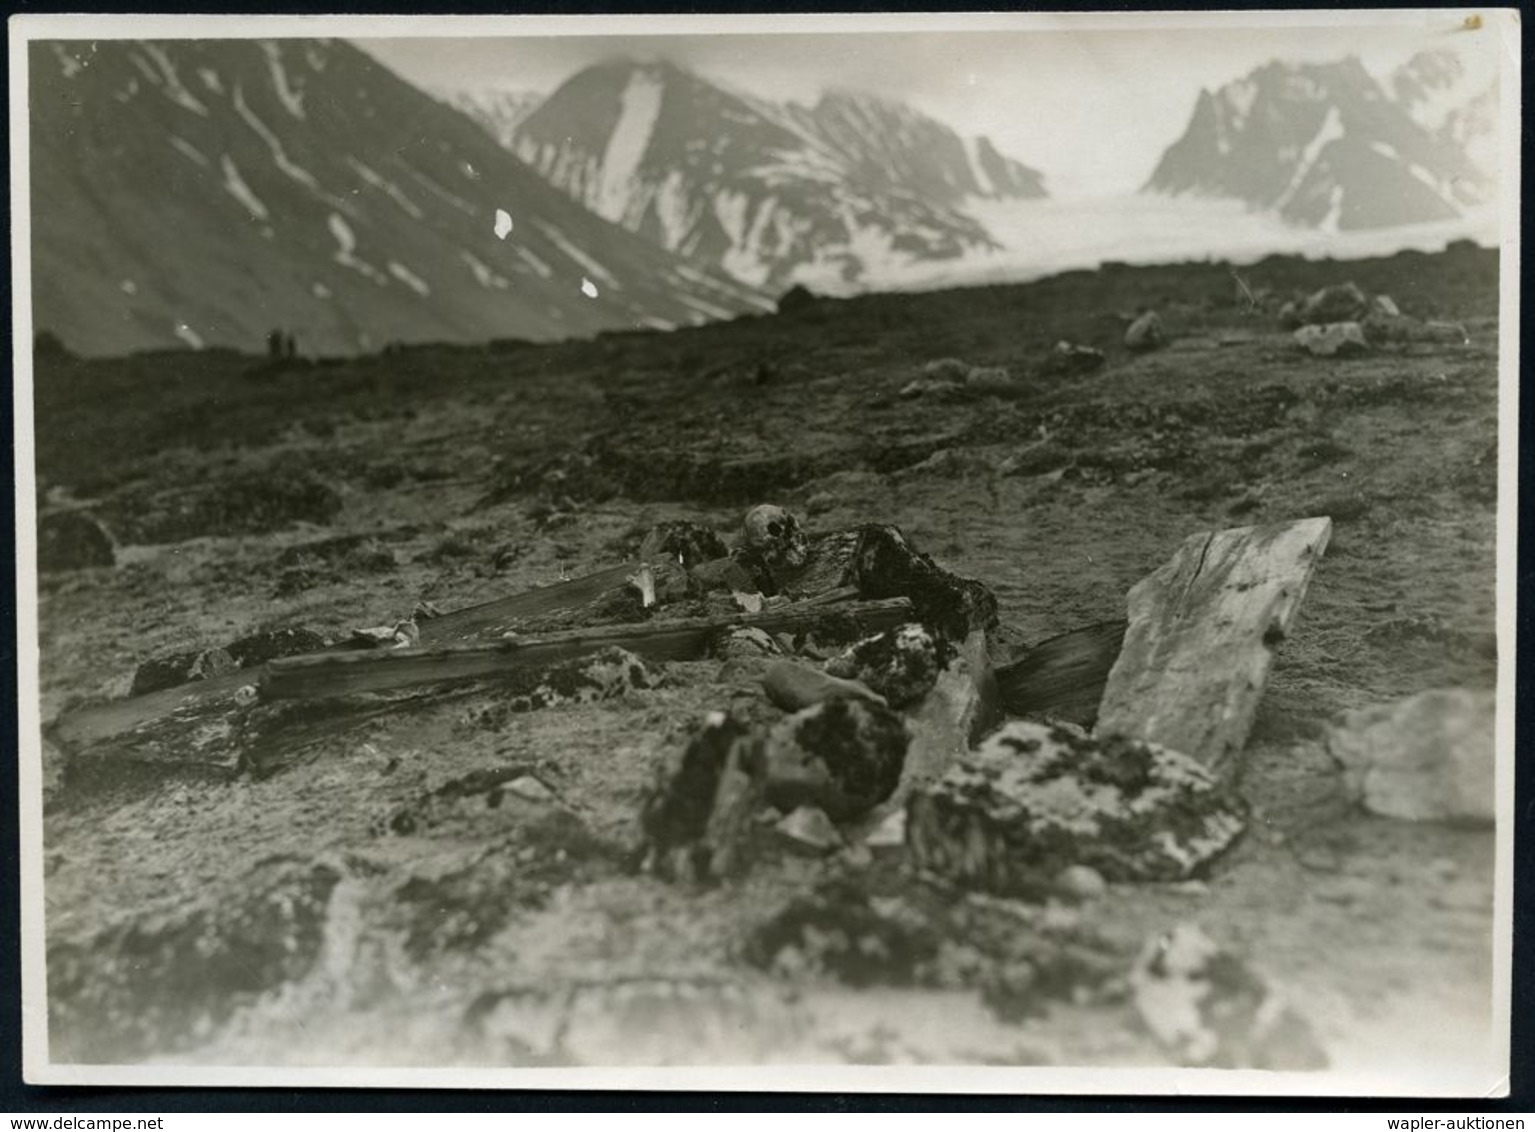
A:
[28,40,770,357]
[506,59,1046,288]
[440,86,543,149]
[1144,52,1495,231]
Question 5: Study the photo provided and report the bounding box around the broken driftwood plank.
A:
[994,619,1128,724]
[1095,517,1332,779]
[262,598,916,701]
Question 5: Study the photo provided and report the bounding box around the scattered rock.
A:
[690,554,760,594]
[964,365,1015,392]
[762,660,887,712]
[1327,688,1494,825]
[1054,865,1108,902]
[129,647,238,697]
[640,713,765,882]
[1125,311,1166,351]
[1277,300,1303,330]
[864,807,906,853]
[47,857,342,1062]
[1371,293,1401,318]
[746,880,941,987]
[739,504,810,574]
[1041,341,1107,378]
[762,698,909,821]
[224,626,327,668]
[906,721,1247,895]
[899,378,956,400]
[38,510,115,573]
[746,879,1126,1013]
[922,357,972,383]
[501,647,659,715]
[776,284,819,314]
[1129,923,1327,1069]
[1300,281,1368,325]
[714,627,784,661]
[774,805,842,855]
[507,775,557,804]
[638,520,730,569]
[897,629,1002,795]
[1294,322,1369,357]
[825,622,944,708]
[849,525,998,641]
[1362,311,1470,346]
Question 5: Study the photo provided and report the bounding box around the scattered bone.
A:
[740,504,810,573]
[761,660,887,712]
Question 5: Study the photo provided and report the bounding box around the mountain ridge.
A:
[492,58,1046,288]
[1144,50,1495,231]
[30,39,770,357]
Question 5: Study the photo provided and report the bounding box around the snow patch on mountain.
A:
[598,68,663,222]
[169,135,209,167]
[534,220,619,289]
[221,155,270,221]
[259,41,306,119]
[388,260,430,296]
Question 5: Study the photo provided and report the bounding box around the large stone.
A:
[640,713,765,882]
[1125,311,1167,351]
[1294,322,1369,357]
[762,698,909,821]
[824,622,943,708]
[1300,282,1368,324]
[1041,341,1107,378]
[38,510,115,572]
[906,721,1247,895]
[1327,688,1494,825]
[129,647,239,697]
[224,626,327,667]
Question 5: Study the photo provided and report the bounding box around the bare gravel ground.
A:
[31,245,1502,1081]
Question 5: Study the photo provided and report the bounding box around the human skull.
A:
[741,504,809,571]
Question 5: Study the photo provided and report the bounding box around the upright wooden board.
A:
[1095,517,1332,780]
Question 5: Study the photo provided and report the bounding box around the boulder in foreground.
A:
[1327,687,1494,825]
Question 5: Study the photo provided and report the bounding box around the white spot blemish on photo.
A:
[174,322,204,349]
[494,209,514,239]
[581,277,599,299]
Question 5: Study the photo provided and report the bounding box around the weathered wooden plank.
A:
[1095,517,1333,779]
[417,562,640,642]
[50,669,259,756]
[994,619,1128,724]
[262,598,916,701]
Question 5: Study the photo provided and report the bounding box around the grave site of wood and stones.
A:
[34,247,1500,1072]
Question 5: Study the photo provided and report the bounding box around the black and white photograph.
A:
[11,10,1518,1092]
